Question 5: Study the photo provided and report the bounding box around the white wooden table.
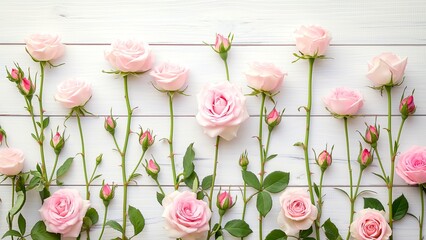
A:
[0,1,425,239]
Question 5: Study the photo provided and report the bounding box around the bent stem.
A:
[373,147,388,182]
[98,205,108,240]
[48,154,60,185]
[76,112,90,200]
[419,186,424,240]
[168,92,178,189]
[385,86,394,236]
[128,151,147,182]
[344,117,354,240]
[207,136,221,240]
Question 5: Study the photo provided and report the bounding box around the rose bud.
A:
[144,159,160,179]
[6,68,21,82]
[317,150,332,171]
[239,151,249,171]
[96,154,103,166]
[212,33,233,61]
[18,77,35,99]
[358,148,373,170]
[400,95,416,119]
[216,191,235,215]
[0,127,6,146]
[99,181,115,207]
[104,116,116,135]
[265,108,282,131]
[50,131,65,155]
[139,129,154,152]
[364,124,379,147]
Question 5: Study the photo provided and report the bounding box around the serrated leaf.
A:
[42,117,50,128]
[364,198,385,211]
[2,230,22,239]
[31,221,60,240]
[265,229,287,240]
[223,219,253,237]
[18,213,26,235]
[322,218,342,240]
[263,171,290,193]
[56,157,73,179]
[9,191,25,217]
[257,191,272,217]
[106,220,124,233]
[129,205,145,236]
[299,226,313,238]
[156,192,165,205]
[242,170,261,190]
[183,143,195,178]
[201,175,213,190]
[393,194,409,221]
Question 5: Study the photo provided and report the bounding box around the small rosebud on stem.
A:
[400,95,416,120]
[50,130,65,155]
[217,190,235,216]
[0,127,6,146]
[364,124,379,148]
[144,159,160,179]
[96,154,103,166]
[265,108,283,131]
[314,146,334,172]
[358,148,373,170]
[139,129,154,152]
[104,115,116,135]
[19,77,35,99]
[239,150,249,171]
[99,181,115,207]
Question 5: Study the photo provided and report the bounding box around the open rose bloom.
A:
[196,81,249,141]
[244,62,286,93]
[25,33,65,61]
[396,146,426,185]
[350,208,392,240]
[366,52,407,87]
[323,87,364,117]
[294,25,331,57]
[54,79,92,109]
[162,191,211,240]
[0,148,25,176]
[277,188,318,236]
[40,189,90,238]
[150,62,189,91]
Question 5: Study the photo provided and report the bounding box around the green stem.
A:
[76,113,90,200]
[37,62,48,187]
[258,93,266,240]
[128,151,147,182]
[207,136,221,240]
[242,183,247,220]
[317,170,325,226]
[385,86,394,236]
[98,206,108,240]
[168,92,178,189]
[224,59,230,81]
[155,178,165,195]
[344,117,354,240]
[89,164,99,185]
[354,169,364,199]
[48,154,60,184]
[395,118,406,150]
[373,147,388,182]
[9,176,15,240]
[419,186,424,240]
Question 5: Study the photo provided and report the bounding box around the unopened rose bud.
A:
[217,191,235,215]
[317,150,332,171]
[0,127,6,146]
[50,131,65,155]
[265,108,282,131]
[19,77,35,99]
[145,159,160,179]
[239,151,249,170]
[365,125,379,147]
[212,33,233,61]
[104,116,116,135]
[358,148,373,170]
[139,129,154,152]
[6,67,21,83]
[99,181,115,207]
[96,154,103,165]
[400,95,416,119]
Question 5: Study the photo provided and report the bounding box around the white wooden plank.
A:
[0,45,425,116]
[0,1,425,44]
[0,186,422,239]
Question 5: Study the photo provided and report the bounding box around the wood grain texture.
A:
[0,1,425,239]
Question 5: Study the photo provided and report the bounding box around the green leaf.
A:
[128,173,142,182]
[293,142,305,148]
[9,191,25,217]
[322,218,342,240]
[364,198,385,211]
[42,117,50,128]
[184,172,199,190]
[129,205,145,236]
[299,226,313,238]
[31,221,60,240]
[201,175,213,190]
[156,192,165,205]
[106,220,124,233]
[313,183,320,198]
[183,143,195,178]
[85,207,99,225]
[2,230,22,239]
[265,229,287,240]
[18,213,26,235]
[82,216,93,231]
[393,194,409,221]
[242,170,261,190]
[266,154,278,162]
[56,157,74,179]
[31,133,39,142]
[223,219,253,237]
[256,191,272,217]
[263,171,290,193]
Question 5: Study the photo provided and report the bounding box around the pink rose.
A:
[350,208,392,240]
[396,146,426,185]
[39,189,90,238]
[366,52,407,87]
[0,148,25,176]
[323,87,364,116]
[214,34,231,53]
[244,62,286,93]
[150,62,189,91]
[105,39,153,73]
[54,79,92,109]
[294,25,331,56]
[162,191,211,240]
[277,188,318,236]
[196,81,249,141]
[25,33,65,61]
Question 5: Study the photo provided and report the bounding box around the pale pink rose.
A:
[245,62,286,93]
[294,25,331,56]
[350,208,392,240]
[196,81,249,141]
[147,159,159,174]
[54,79,92,109]
[277,188,318,236]
[150,62,189,91]
[366,53,407,87]
[105,39,153,73]
[25,33,65,61]
[323,87,364,116]
[162,191,211,240]
[214,34,231,52]
[396,146,426,185]
[0,148,25,176]
[39,189,90,238]
[101,184,112,199]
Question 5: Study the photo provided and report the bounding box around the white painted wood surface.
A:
[0,1,425,239]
